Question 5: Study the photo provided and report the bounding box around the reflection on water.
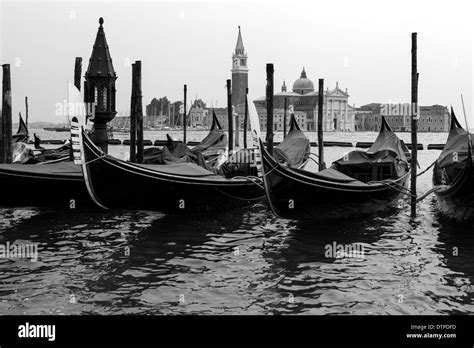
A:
[0,131,473,314]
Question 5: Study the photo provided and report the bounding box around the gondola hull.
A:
[432,108,474,221]
[81,131,264,213]
[262,146,409,221]
[433,160,474,221]
[0,163,91,208]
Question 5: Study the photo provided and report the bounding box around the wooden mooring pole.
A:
[129,63,137,163]
[283,97,288,138]
[74,57,82,91]
[235,106,240,149]
[25,96,29,128]
[410,32,418,217]
[1,64,12,164]
[226,79,233,152]
[135,61,144,163]
[183,84,187,144]
[243,87,248,149]
[266,63,274,153]
[318,78,326,170]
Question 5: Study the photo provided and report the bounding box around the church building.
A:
[254,68,356,132]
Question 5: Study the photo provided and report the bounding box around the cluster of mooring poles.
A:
[1,30,421,215]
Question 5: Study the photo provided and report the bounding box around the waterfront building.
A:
[189,107,209,127]
[205,108,229,129]
[355,103,450,132]
[253,68,355,132]
[255,107,307,132]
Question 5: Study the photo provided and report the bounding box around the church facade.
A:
[253,68,356,132]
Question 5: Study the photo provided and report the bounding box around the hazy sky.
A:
[1,0,472,125]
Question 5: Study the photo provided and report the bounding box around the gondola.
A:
[75,119,265,213]
[12,113,29,143]
[432,108,474,221]
[10,113,35,163]
[0,161,89,207]
[0,112,239,209]
[143,111,227,168]
[218,113,310,178]
[32,134,72,164]
[260,117,410,220]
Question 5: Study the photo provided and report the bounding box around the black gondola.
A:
[143,111,227,168]
[12,113,29,143]
[432,108,474,221]
[0,113,245,208]
[32,134,72,164]
[0,162,89,207]
[260,117,410,220]
[76,121,265,213]
[217,113,310,179]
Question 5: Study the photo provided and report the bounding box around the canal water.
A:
[0,130,473,314]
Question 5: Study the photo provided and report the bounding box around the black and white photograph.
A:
[0,0,473,345]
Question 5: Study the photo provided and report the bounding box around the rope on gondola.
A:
[416,161,436,177]
[84,154,107,165]
[381,181,417,198]
[305,152,320,165]
[415,187,443,203]
[231,175,265,190]
[306,156,320,167]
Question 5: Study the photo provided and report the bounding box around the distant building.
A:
[254,68,355,131]
[189,107,209,127]
[355,103,450,132]
[110,115,168,129]
[255,107,307,132]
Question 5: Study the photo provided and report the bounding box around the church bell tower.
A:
[231,26,248,118]
[84,17,117,153]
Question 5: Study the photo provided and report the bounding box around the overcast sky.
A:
[0,0,472,125]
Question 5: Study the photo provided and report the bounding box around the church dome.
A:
[292,68,314,94]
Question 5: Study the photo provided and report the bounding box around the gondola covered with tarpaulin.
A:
[272,114,310,169]
[76,117,264,213]
[218,113,310,178]
[143,111,227,168]
[261,116,410,221]
[432,108,474,221]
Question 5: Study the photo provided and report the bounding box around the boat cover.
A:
[136,162,232,180]
[216,148,259,178]
[12,142,36,164]
[332,117,408,180]
[0,162,82,177]
[289,167,368,186]
[272,115,310,168]
[191,111,227,163]
[34,142,71,163]
[143,111,227,168]
[434,109,473,181]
